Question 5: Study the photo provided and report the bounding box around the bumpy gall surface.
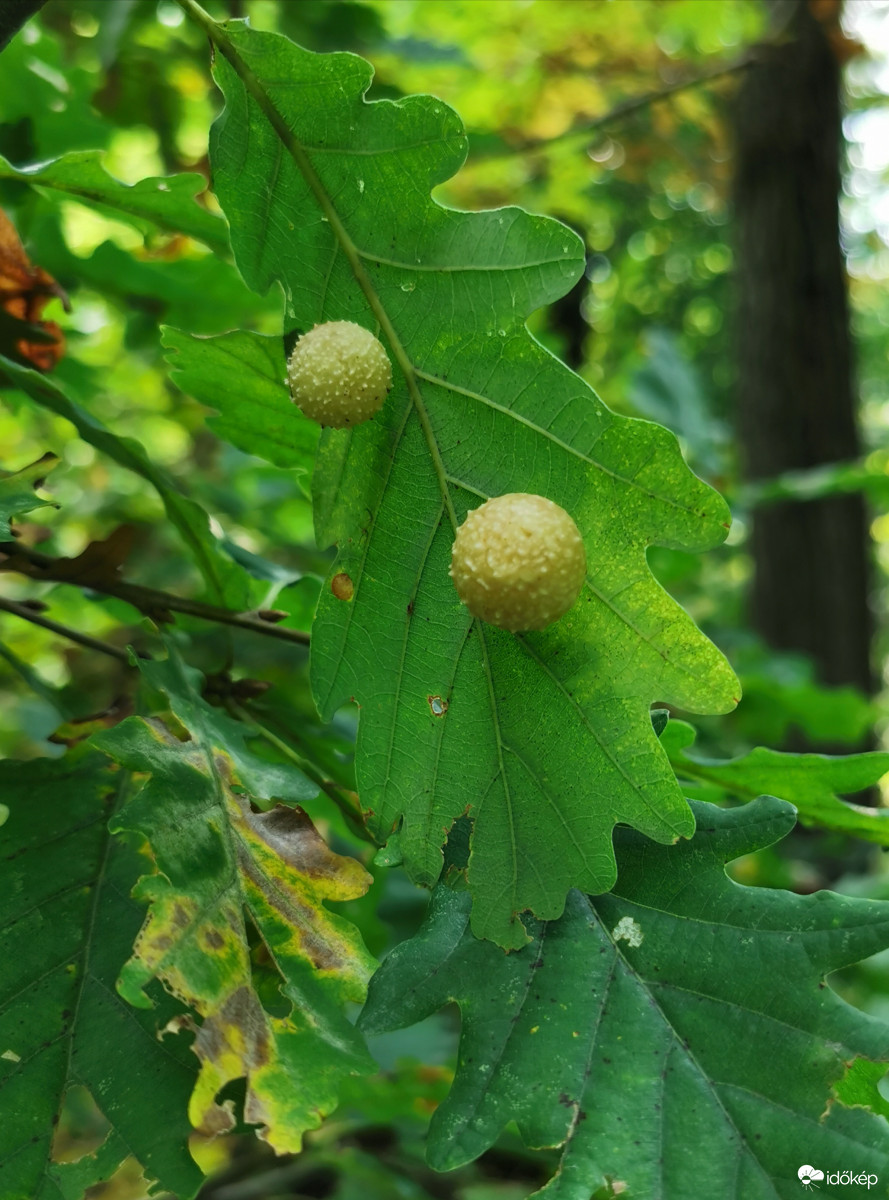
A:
[287,320,392,428]
[449,493,587,631]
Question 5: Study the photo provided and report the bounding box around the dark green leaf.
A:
[361,798,889,1197]
[0,750,202,1200]
[0,354,251,607]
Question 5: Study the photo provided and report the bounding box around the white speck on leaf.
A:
[612,916,643,948]
[2,1049,21,1062]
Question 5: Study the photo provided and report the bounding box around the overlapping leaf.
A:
[0,451,58,537]
[94,649,377,1153]
[0,354,251,607]
[162,326,318,475]
[0,151,228,252]
[361,798,889,1198]
[200,19,739,948]
[664,719,889,844]
[0,750,201,1200]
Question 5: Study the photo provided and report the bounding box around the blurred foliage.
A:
[2,0,889,1196]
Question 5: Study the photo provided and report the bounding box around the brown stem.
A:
[0,596,136,663]
[0,542,310,646]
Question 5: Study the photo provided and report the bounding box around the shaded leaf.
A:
[162,326,319,474]
[0,151,229,252]
[204,19,739,949]
[0,750,202,1200]
[663,718,889,844]
[0,451,58,538]
[361,798,889,1198]
[0,353,253,607]
[94,648,377,1154]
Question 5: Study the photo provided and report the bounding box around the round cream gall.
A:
[287,320,392,428]
[449,493,587,631]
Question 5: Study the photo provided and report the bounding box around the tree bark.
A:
[733,0,873,701]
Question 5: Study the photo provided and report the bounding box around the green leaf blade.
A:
[0,452,59,538]
[162,326,319,473]
[361,799,889,1197]
[95,649,378,1154]
[205,21,739,947]
[0,751,201,1200]
[0,151,229,252]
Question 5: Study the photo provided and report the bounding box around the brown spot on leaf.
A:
[203,929,225,950]
[427,695,448,717]
[331,572,354,601]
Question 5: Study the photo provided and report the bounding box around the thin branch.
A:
[0,596,135,663]
[469,53,756,162]
[0,542,310,646]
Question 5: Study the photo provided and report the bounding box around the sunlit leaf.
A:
[664,718,889,844]
[0,451,58,538]
[199,18,739,949]
[162,326,319,474]
[0,151,229,252]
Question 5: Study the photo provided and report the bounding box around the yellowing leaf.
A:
[96,649,376,1153]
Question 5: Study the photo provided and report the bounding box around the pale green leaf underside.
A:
[162,326,319,474]
[361,799,889,1199]
[206,21,739,947]
[664,719,889,844]
[0,150,229,252]
[0,452,58,538]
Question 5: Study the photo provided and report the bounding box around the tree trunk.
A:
[733,0,873,704]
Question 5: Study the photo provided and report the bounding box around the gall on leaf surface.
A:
[0,751,201,1200]
[361,799,889,1199]
[205,21,739,948]
[94,648,377,1154]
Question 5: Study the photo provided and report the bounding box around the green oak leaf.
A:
[162,326,319,475]
[0,354,253,607]
[94,648,377,1153]
[664,719,889,844]
[201,18,739,947]
[0,151,229,252]
[0,750,202,1200]
[361,798,889,1199]
[0,452,59,538]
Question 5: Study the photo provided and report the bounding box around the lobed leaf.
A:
[162,326,319,474]
[361,798,889,1198]
[198,18,739,948]
[664,719,889,844]
[0,750,201,1200]
[0,354,252,607]
[94,648,378,1153]
[0,150,229,252]
[0,451,58,538]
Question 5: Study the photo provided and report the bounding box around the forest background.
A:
[3,0,889,1197]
